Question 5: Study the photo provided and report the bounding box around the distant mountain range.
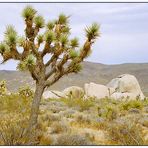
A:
[0,62,148,96]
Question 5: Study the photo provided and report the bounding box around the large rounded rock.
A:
[107,74,145,100]
[43,90,66,99]
[84,82,111,99]
[63,86,84,99]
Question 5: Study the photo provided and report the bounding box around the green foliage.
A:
[17,36,26,47]
[98,104,118,121]
[44,31,55,43]
[61,97,94,111]
[46,21,55,30]
[70,38,79,48]
[19,85,34,98]
[69,49,79,59]
[22,5,36,19]
[85,23,100,40]
[61,26,71,34]
[60,34,69,47]
[4,25,17,45]
[120,100,144,111]
[34,15,45,28]
[0,42,7,54]
[17,61,27,71]
[0,93,31,114]
[58,13,69,25]
[25,54,36,67]
[17,54,36,71]
[37,34,44,44]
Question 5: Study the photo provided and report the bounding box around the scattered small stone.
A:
[128,108,141,114]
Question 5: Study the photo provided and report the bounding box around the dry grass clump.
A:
[55,133,93,145]
[0,114,42,145]
[98,104,119,121]
[0,86,33,115]
[74,113,91,125]
[59,109,76,118]
[106,118,145,145]
[39,133,53,145]
[50,121,70,134]
[60,97,95,111]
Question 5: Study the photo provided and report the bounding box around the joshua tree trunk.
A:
[27,80,45,132]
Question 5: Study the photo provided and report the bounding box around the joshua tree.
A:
[0,6,100,132]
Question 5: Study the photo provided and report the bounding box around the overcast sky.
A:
[0,3,148,70]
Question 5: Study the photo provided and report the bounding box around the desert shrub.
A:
[143,98,148,107]
[74,113,91,125]
[0,80,7,95]
[59,109,76,118]
[0,93,31,115]
[107,118,145,145]
[120,100,143,111]
[50,121,70,134]
[98,104,119,121]
[55,133,92,145]
[18,85,34,98]
[0,114,42,145]
[61,97,94,111]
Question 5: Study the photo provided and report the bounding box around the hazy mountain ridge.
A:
[0,62,148,96]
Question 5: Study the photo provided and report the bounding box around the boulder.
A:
[107,74,145,100]
[43,90,66,99]
[110,92,136,100]
[84,82,110,99]
[63,86,84,99]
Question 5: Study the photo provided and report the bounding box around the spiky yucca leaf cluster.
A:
[4,25,18,46]
[0,42,10,54]
[17,36,26,47]
[25,54,36,67]
[85,23,100,41]
[46,21,55,30]
[44,31,55,43]
[37,34,44,44]
[22,5,36,19]
[70,38,79,48]
[58,13,69,25]
[69,49,79,59]
[60,34,69,47]
[34,15,45,28]
[17,54,36,71]
[61,26,71,34]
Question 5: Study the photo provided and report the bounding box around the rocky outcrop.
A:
[107,74,145,100]
[84,82,112,99]
[43,74,145,100]
[63,86,84,99]
[43,90,66,99]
